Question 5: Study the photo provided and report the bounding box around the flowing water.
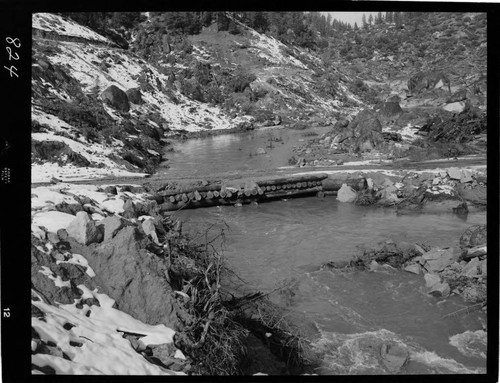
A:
[162,129,487,375]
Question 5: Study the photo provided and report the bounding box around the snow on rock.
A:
[32,287,184,375]
[32,108,75,133]
[32,211,76,233]
[442,102,466,113]
[31,162,148,184]
[247,28,308,69]
[33,13,112,45]
[56,253,96,278]
[39,32,237,132]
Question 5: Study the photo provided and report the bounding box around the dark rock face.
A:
[378,101,403,119]
[459,224,487,249]
[76,226,181,329]
[122,199,137,219]
[31,244,83,305]
[101,85,130,112]
[346,109,384,152]
[55,201,84,216]
[104,186,118,195]
[126,88,143,104]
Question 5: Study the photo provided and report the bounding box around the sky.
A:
[323,12,378,27]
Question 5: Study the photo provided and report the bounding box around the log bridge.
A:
[149,173,366,212]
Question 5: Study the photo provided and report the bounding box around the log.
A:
[175,194,183,202]
[244,190,252,197]
[159,184,222,197]
[276,185,282,190]
[301,182,307,188]
[256,173,328,187]
[307,181,313,187]
[271,185,276,191]
[226,190,232,198]
[200,191,207,199]
[263,186,322,199]
[187,192,195,201]
[257,187,264,195]
[317,191,325,198]
[207,191,214,199]
[169,196,176,203]
[194,190,202,201]
[251,189,258,196]
[181,193,188,203]
[220,190,226,198]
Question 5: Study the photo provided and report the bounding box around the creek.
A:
[163,128,487,375]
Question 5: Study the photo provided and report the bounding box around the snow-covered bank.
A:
[31,183,188,375]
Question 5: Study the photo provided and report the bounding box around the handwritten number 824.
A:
[4,37,20,78]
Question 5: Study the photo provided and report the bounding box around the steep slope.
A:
[32,13,365,183]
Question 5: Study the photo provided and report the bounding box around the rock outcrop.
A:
[101,85,130,112]
[69,226,182,329]
[66,211,103,246]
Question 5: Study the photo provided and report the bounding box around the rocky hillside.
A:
[31,12,365,183]
[31,12,486,182]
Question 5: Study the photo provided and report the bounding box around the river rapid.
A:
[163,128,487,375]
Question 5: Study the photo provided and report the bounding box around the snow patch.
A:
[33,13,111,45]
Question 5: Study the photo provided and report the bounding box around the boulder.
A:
[126,88,143,105]
[142,218,160,245]
[442,102,466,113]
[71,226,181,328]
[32,225,46,240]
[422,248,457,272]
[378,101,403,119]
[345,109,384,153]
[122,199,137,219]
[55,202,84,216]
[256,147,267,155]
[463,284,486,303]
[459,224,486,249]
[66,212,102,246]
[457,184,486,205]
[147,343,188,371]
[380,344,409,373]
[104,186,118,195]
[424,273,441,289]
[57,228,69,241]
[428,282,451,297]
[447,167,462,180]
[460,169,473,183]
[404,263,421,275]
[461,257,481,277]
[337,184,357,203]
[101,85,130,112]
[99,215,125,241]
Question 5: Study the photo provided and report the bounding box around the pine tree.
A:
[385,12,393,24]
[368,14,374,25]
[253,11,268,33]
[375,12,383,25]
[362,14,368,29]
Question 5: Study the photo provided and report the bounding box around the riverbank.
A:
[30,182,319,375]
